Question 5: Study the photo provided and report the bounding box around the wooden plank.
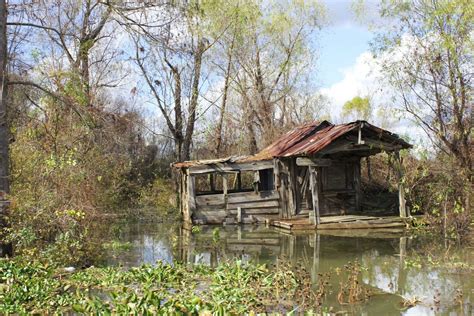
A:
[317,221,406,230]
[188,173,196,217]
[287,159,297,216]
[209,173,215,191]
[347,135,403,152]
[195,194,225,206]
[354,159,361,212]
[181,172,190,222]
[296,157,332,167]
[197,190,278,205]
[223,173,228,211]
[227,200,279,209]
[227,190,278,203]
[188,160,274,175]
[237,207,242,223]
[194,210,227,217]
[316,217,407,230]
[394,151,408,217]
[309,166,321,225]
[275,159,289,219]
[228,207,279,215]
[196,205,225,212]
[319,215,381,223]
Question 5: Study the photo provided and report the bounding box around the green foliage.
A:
[0,258,314,314]
[6,85,175,265]
[342,96,372,121]
[402,154,471,238]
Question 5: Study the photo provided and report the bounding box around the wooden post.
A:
[253,170,260,194]
[287,159,297,217]
[237,207,242,224]
[209,173,215,192]
[223,173,228,210]
[275,159,289,219]
[309,166,321,225]
[354,159,361,212]
[394,151,408,218]
[237,171,242,191]
[186,171,196,223]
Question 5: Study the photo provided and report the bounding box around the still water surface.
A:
[103,222,473,315]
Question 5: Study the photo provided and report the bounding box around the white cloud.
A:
[319,51,380,121]
[319,47,428,148]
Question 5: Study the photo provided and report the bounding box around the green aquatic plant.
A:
[0,257,319,314]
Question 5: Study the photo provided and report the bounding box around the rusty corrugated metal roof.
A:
[173,120,412,168]
[241,120,411,161]
[242,120,332,162]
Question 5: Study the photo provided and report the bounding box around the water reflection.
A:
[105,222,473,315]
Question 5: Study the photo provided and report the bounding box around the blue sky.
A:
[314,1,425,145]
[317,0,375,88]
[318,24,374,87]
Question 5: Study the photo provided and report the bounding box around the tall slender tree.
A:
[0,0,8,195]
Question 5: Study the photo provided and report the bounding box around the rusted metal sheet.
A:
[241,120,332,162]
[242,120,411,161]
[173,120,412,167]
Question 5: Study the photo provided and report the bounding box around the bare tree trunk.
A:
[215,47,233,156]
[0,0,8,194]
[244,98,258,155]
[182,38,204,161]
[0,0,11,257]
[254,47,273,144]
[164,58,184,162]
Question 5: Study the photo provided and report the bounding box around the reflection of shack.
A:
[177,226,283,266]
[172,120,412,230]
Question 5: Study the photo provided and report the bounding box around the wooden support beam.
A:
[237,207,242,224]
[288,159,297,217]
[275,159,289,219]
[186,172,196,222]
[354,159,361,212]
[296,157,332,167]
[309,166,321,225]
[209,173,215,191]
[237,172,242,190]
[253,170,260,193]
[223,173,228,210]
[347,135,403,152]
[188,160,273,175]
[393,151,408,218]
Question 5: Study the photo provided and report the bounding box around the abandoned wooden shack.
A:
[172,120,412,230]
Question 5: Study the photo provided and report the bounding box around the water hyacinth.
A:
[0,258,324,314]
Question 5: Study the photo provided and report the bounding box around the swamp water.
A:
[103,222,473,315]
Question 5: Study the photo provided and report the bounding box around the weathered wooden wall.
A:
[275,157,362,217]
[179,157,363,225]
[319,160,360,215]
[193,190,280,224]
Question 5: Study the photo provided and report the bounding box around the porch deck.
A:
[269,215,410,231]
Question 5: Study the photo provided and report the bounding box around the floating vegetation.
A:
[0,258,336,314]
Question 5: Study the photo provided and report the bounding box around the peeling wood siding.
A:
[179,157,363,224]
[193,190,280,224]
